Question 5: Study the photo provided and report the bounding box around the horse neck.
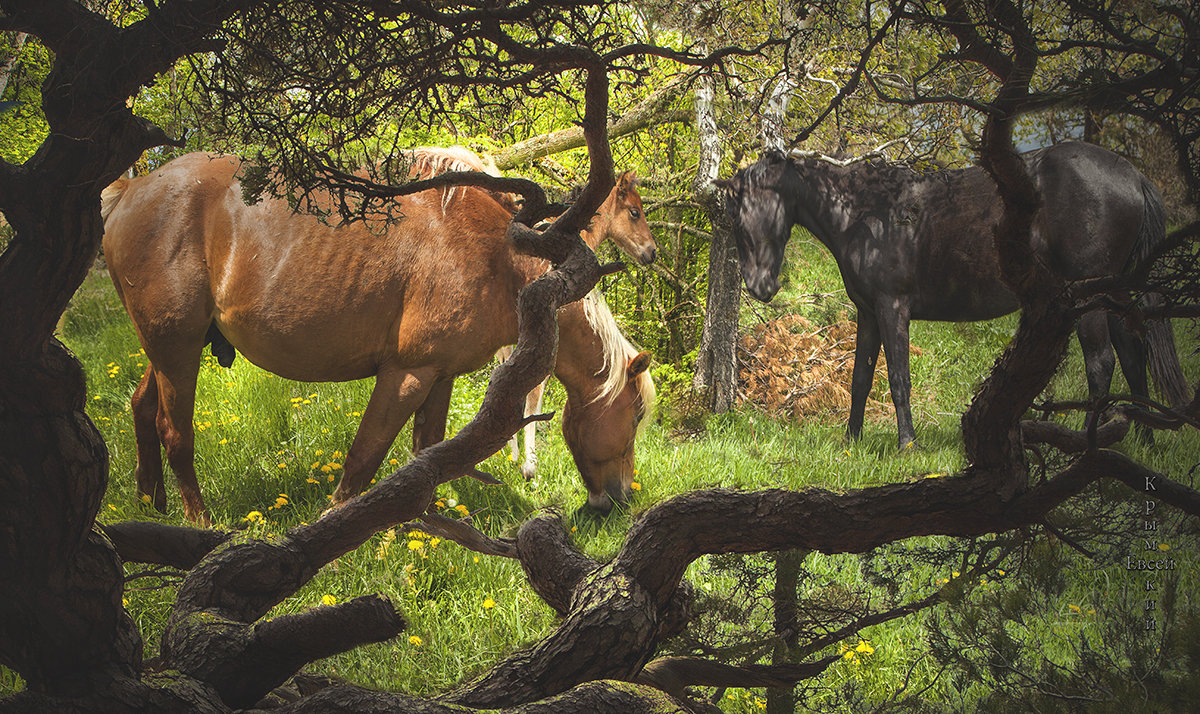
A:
[580,190,617,251]
[785,158,861,255]
[555,291,642,408]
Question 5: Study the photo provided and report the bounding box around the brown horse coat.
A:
[102,152,649,522]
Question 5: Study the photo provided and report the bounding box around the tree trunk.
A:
[691,63,741,412]
[0,32,28,101]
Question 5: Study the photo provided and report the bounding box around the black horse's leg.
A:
[848,310,882,442]
[1108,313,1153,442]
[1076,311,1116,428]
[877,300,916,450]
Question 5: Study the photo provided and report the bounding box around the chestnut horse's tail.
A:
[100,177,130,223]
[1133,178,1191,408]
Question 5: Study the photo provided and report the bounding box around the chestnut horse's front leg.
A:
[411,377,454,454]
[331,364,439,505]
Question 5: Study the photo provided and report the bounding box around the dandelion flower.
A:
[482,597,495,610]
[1068,604,1081,613]
[408,635,423,646]
[630,481,642,491]
[455,504,470,516]
[321,594,337,606]
[243,510,264,523]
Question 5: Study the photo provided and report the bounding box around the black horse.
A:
[718,142,1188,449]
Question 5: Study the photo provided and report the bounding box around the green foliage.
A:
[0,34,50,165]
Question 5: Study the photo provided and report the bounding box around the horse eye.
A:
[629,208,641,220]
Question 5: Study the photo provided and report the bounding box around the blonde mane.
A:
[582,289,656,425]
[408,145,500,212]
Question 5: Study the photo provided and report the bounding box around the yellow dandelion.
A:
[321,594,337,606]
[306,477,320,484]
[243,510,264,523]
[482,597,496,610]
[473,556,480,563]
[328,462,342,470]
[408,635,423,646]
[455,504,470,516]
[390,458,399,466]
[219,438,228,445]
[290,397,303,403]
[1068,604,1081,613]
[408,540,424,551]
[855,640,874,655]
[630,481,642,491]
[108,504,117,511]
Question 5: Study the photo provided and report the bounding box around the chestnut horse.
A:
[398,146,658,483]
[497,172,657,479]
[100,151,653,523]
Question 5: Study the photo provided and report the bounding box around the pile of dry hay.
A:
[738,314,921,423]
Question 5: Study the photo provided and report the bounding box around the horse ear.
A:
[616,171,633,197]
[627,351,652,378]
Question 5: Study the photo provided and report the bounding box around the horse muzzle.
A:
[745,274,780,303]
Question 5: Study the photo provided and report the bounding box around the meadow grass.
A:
[8,234,1199,710]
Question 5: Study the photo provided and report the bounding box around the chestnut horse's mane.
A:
[408,145,502,212]
[581,289,655,423]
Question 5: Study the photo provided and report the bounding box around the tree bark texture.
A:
[690,63,741,412]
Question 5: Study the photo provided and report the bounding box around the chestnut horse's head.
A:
[583,171,657,266]
[559,291,655,514]
[715,151,795,302]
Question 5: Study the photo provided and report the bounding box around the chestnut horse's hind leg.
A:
[332,365,439,505]
[131,363,167,512]
[149,349,208,525]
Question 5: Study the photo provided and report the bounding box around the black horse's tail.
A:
[1133,179,1191,407]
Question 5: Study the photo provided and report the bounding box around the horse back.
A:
[103,152,525,382]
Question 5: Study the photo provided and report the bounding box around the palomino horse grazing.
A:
[497,171,656,479]
[397,146,657,482]
[100,151,654,523]
[719,142,1188,449]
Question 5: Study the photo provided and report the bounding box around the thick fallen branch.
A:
[102,521,233,569]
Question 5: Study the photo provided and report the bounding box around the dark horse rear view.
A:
[719,142,1189,448]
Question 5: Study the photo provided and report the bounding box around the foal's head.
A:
[716,151,795,302]
[593,171,657,266]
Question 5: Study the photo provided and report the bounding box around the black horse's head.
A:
[714,151,793,302]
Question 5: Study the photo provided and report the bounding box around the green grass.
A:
[8,236,1200,710]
